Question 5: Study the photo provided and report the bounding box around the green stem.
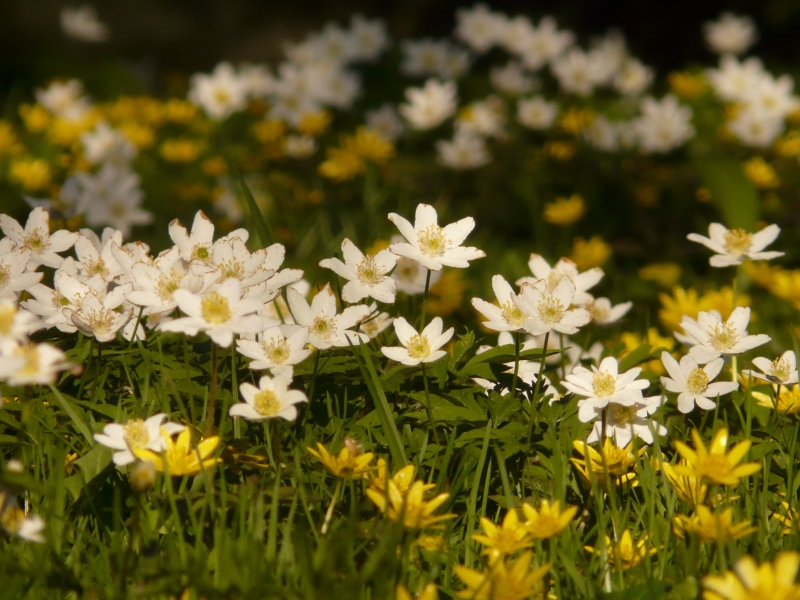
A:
[420,268,432,330]
[321,478,343,535]
[510,331,521,401]
[526,331,549,445]
[204,344,219,438]
[421,363,440,444]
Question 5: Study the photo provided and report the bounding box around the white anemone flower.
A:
[286,284,370,350]
[0,240,42,298]
[319,238,398,304]
[512,277,593,336]
[229,374,307,422]
[235,326,311,379]
[585,395,666,446]
[660,352,739,413]
[168,210,248,265]
[678,308,770,364]
[0,340,70,386]
[399,79,458,130]
[1,505,46,543]
[515,255,602,306]
[126,247,203,315]
[72,229,124,282]
[471,274,528,332]
[160,278,263,347]
[588,297,633,326]
[358,304,394,339]
[388,203,485,271]
[561,356,650,422]
[381,317,454,366]
[94,414,185,466]
[189,62,248,121]
[0,299,42,343]
[191,236,275,290]
[703,12,758,56]
[0,207,79,269]
[66,284,133,343]
[60,5,110,43]
[687,223,783,267]
[743,350,798,385]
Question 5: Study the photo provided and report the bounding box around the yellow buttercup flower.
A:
[558,106,595,135]
[368,478,454,530]
[133,428,220,477]
[570,438,644,487]
[307,442,375,479]
[396,583,438,600]
[673,429,761,487]
[297,110,333,137]
[658,286,748,332]
[163,98,199,123]
[346,127,395,163]
[668,71,708,98]
[19,103,51,133]
[319,147,365,181]
[772,501,800,534]
[253,119,287,144]
[0,122,18,155]
[570,236,611,270]
[700,287,750,322]
[662,460,708,505]
[160,138,204,163]
[454,551,551,600]
[775,131,800,157]
[427,270,467,316]
[769,269,800,310]
[543,194,585,226]
[640,262,682,288]
[544,141,576,161]
[674,505,757,542]
[48,113,97,147]
[119,122,155,149]
[584,530,656,572]
[702,552,800,600]
[472,509,533,557]
[9,158,52,192]
[743,156,780,189]
[415,534,447,552]
[752,387,800,415]
[744,261,783,290]
[522,499,578,539]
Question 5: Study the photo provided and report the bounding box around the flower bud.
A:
[129,460,156,493]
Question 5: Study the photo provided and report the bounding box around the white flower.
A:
[126,246,203,315]
[284,135,316,158]
[490,61,537,96]
[687,223,783,267]
[0,239,42,298]
[65,284,133,343]
[287,283,370,350]
[551,49,597,96]
[81,121,136,166]
[230,375,307,422]
[381,317,454,366]
[160,278,263,347]
[189,62,248,121]
[585,395,666,446]
[23,269,104,333]
[561,356,650,422]
[455,96,505,138]
[236,325,311,379]
[60,4,110,42]
[704,12,758,56]
[388,203,485,271]
[191,236,275,291]
[472,274,529,332]
[660,352,739,413]
[400,40,470,79]
[94,413,185,466]
[742,75,799,121]
[726,109,784,147]
[454,4,506,53]
[399,79,458,130]
[169,210,248,264]
[519,16,575,70]
[71,165,152,237]
[358,304,394,339]
[634,95,695,153]
[365,104,404,142]
[517,96,558,130]
[678,308,770,364]
[390,236,442,295]
[1,504,46,542]
[707,56,768,103]
[71,229,124,282]
[347,14,390,62]
[0,340,69,386]
[515,255,602,306]
[584,116,622,152]
[512,277,593,336]
[436,132,490,170]
[0,299,42,343]
[34,80,91,120]
[319,238,397,304]
[588,297,632,326]
[0,207,79,269]
[613,58,653,96]
[743,350,798,385]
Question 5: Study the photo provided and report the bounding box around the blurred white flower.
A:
[634,95,695,153]
[401,40,470,79]
[284,135,316,158]
[0,298,42,344]
[35,80,91,120]
[365,104,404,142]
[516,255,602,307]
[60,4,109,42]
[399,79,458,130]
[551,49,598,96]
[588,297,632,326]
[358,304,394,339]
[454,4,506,53]
[71,165,152,237]
[81,121,136,166]
[490,61,537,95]
[94,414,185,466]
[436,132,490,170]
[517,96,558,130]
[707,56,768,103]
[455,96,505,138]
[189,62,248,121]
[704,12,758,56]
[613,58,654,96]
[0,340,69,386]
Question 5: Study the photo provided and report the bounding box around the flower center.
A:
[84,307,115,334]
[157,270,183,301]
[200,292,232,325]
[686,367,709,394]
[311,316,334,340]
[608,403,637,425]
[592,372,616,397]
[695,455,730,477]
[723,229,753,256]
[501,301,527,327]
[253,389,280,416]
[18,344,39,377]
[417,225,448,256]
[87,259,108,277]
[394,259,419,282]
[708,322,738,351]
[123,419,150,448]
[1,506,24,534]
[771,358,792,382]
[213,88,231,105]
[219,260,244,281]
[357,255,383,285]
[407,334,431,359]
[264,338,290,364]
[0,265,9,287]
[24,230,46,252]
[193,246,210,261]
[537,296,565,324]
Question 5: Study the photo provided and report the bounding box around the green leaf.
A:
[231,164,274,246]
[690,147,758,230]
[48,385,94,444]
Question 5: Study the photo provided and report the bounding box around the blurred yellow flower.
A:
[319,147,364,181]
[119,122,155,149]
[543,194,585,225]
[163,98,199,123]
[752,387,800,415]
[744,260,782,289]
[427,270,467,316]
[415,534,447,552]
[558,106,595,135]
[454,552,550,600]
[346,127,395,163]
[19,103,51,133]
[368,478,454,529]
[9,158,52,192]
[522,499,577,539]
[397,583,438,600]
[674,505,756,542]
[544,140,576,161]
[201,156,228,177]
[133,428,221,477]
[743,156,780,189]
[49,115,97,147]
[585,530,656,572]
[639,262,682,288]
[772,501,800,534]
[696,187,713,203]
[297,110,333,137]
[472,509,532,557]
[253,119,287,144]
[658,286,748,332]
[160,138,204,163]
[674,429,760,487]
[0,122,18,155]
[571,438,643,487]
[775,131,800,157]
[663,460,708,505]
[702,552,800,600]
[668,71,708,98]
[570,236,611,270]
[768,269,800,310]
[700,287,750,322]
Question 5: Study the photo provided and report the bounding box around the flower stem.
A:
[526,331,549,445]
[204,343,219,438]
[420,268,432,330]
[510,331,521,401]
[321,478,343,535]
[421,362,440,444]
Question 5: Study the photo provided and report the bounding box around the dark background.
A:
[2,0,800,99]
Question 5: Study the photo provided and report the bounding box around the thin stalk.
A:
[510,331,521,401]
[421,363,440,444]
[321,479,343,535]
[420,268,432,330]
[526,331,549,445]
[204,344,219,437]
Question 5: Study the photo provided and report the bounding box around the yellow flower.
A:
[558,106,595,135]
[0,122,18,155]
[775,131,800,157]
[659,287,702,332]
[133,428,221,477]
[297,110,333,137]
[253,119,287,144]
[743,156,780,189]
[163,98,199,123]
[9,158,52,192]
[669,72,708,98]
[752,387,800,415]
[201,156,228,177]
[307,442,375,479]
[544,141,576,161]
[346,127,395,164]
[543,194,585,226]
[744,261,783,290]
[472,509,533,557]
[700,287,750,322]
[119,122,155,149]
[368,478,454,529]
[427,270,467,316]
[769,269,800,310]
[454,551,551,600]
[570,236,611,270]
[662,460,708,505]
[772,501,800,534]
[673,429,761,487]
[319,147,365,181]
[639,262,683,288]
[585,530,656,572]
[522,499,577,539]
[416,534,447,553]
[397,583,439,600]
[49,113,97,147]
[674,505,757,542]
[369,458,421,495]
[19,103,51,133]
[702,552,800,600]
[570,438,644,487]
[160,138,204,163]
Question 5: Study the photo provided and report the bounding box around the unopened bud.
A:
[129,460,156,493]
[5,459,24,473]
[343,437,362,457]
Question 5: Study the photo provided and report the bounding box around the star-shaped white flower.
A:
[0,207,79,269]
[677,307,770,364]
[388,204,485,271]
[65,284,133,343]
[0,298,42,343]
[743,350,798,385]
[126,246,204,315]
[687,223,783,267]
[0,340,69,386]
[229,374,307,422]
[585,395,666,446]
[319,238,398,303]
[588,297,633,326]
[561,356,650,422]
[381,317,454,366]
[660,352,739,413]
[286,283,370,350]
[94,413,185,466]
[236,325,311,379]
[0,238,42,298]
[471,274,528,332]
[512,277,593,336]
[168,210,248,264]
[515,255,603,306]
